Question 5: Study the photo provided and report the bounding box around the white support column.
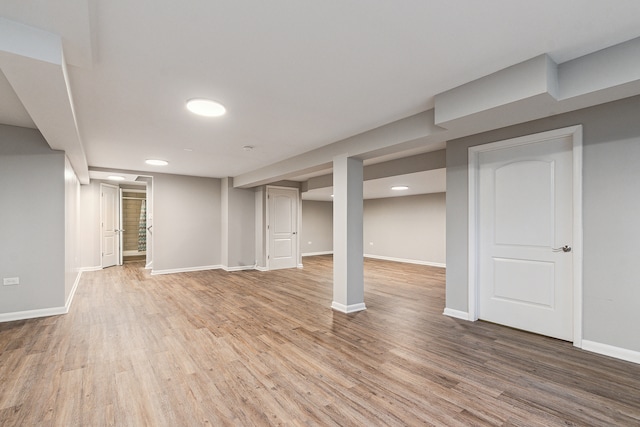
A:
[332,155,366,313]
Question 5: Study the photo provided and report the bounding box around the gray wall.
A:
[301,200,333,255]
[0,125,66,313]
[221,178,256,268]
[446,94,640,352]
[301,194,447,266]
[151,174,221,272]
[364,193,446,266]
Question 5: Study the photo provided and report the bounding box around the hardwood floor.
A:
[1,256,639,426]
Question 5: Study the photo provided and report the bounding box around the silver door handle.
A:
[552,245,571,253]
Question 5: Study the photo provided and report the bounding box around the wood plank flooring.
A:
[1,255,639,426]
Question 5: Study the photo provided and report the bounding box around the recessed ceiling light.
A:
[145,159,169,166]
[186,98,226,117]
[391,185,409,191]
[108,175,125,181]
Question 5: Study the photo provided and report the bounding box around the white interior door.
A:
[477,135,574,341]
[268,187,299,270]
[101,183,120,268]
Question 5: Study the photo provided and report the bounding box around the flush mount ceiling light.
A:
[107,175,125,181]
[145,159,169,166]
[242,145,254,152]
[186,98,226,117]
[391,185,409,191]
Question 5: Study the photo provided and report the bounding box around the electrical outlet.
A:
[3,277,19,286]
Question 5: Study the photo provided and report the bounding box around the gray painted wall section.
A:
[301,200,333,255]
[364,193,446,265]
[221,178,256,268]
[152,174,221,272]
[446,94,640,352]
[0,125,66,313]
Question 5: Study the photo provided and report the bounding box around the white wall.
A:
[0,125,66,315]
[79,181,101,269]
[364,193,446,266]
[446,94,640,354]
[64,156,81,303]
[301,200,333,255]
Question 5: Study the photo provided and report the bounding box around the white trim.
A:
[443,308,471,320]
[0,306,68,323]
[222,265,255,272]
[297,263,304,269]
[331,301,367,313]
[255,266,268,272]
[302,251,334,257]
[80,265,102,272]
[151,265,223,275]
[64,270,82,312]
[364,254,446,268]
[581,340,640,365]
[467,125,583,345]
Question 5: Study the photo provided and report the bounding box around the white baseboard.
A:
[581,340,640,365]
[364,254,446,268]
[65,271,82,311]
[255,266,268,272]
[302,251,333,257]
[151,265,223,275]
[443,308,471,321]
[80,266,102,272]
[331,301,367,313]
[0,306,68,323]
[222,265,255,272]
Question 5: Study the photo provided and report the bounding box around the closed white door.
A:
[478,135,574,340]
[268,187,298,270]
[101,183,120,268]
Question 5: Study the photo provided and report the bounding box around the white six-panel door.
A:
[474,132,577,341]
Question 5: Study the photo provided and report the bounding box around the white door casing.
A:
[101,183,120,268]
[267,186,299,270]
[468,126,583,345]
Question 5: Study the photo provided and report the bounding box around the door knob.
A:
[552,245,572,253]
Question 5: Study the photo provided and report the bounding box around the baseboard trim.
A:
[255,266,268,272]
[331,302,367,313]
[151,265,223,275]
[364,254,446,268]
[302,251,334,257]
[65,271,82,312]
[443,308,471,321]
[222,265,255,272]
[581,340,640,365]
[80,266,102,272]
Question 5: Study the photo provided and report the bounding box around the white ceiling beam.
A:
[0,18,89,184]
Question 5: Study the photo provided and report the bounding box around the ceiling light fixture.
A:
[391,185,409,191]
[242,145,254,152]
[107,175,125,181]
[186,98,226,117]
[145,159,169,166]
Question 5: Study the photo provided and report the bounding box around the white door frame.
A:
[265,185,301,270]
[468,125,583,347]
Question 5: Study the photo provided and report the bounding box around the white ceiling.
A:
[2,1,640,181]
